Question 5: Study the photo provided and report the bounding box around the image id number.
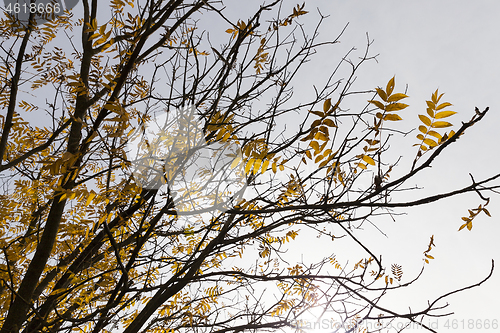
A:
[444,319,498,330]
[5,2,61,14]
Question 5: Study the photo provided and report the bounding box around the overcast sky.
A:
[109,1,500,331]
[272,1,500,332]
[11,1,498,332]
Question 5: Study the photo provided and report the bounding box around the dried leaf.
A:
[431,89,438,104]
[423,138,437,147]
[310,141,320,152]
[368,100,385,110]
[427,108,434,118]
[323,119,337,127]
[245,159,254,174]
[231,156,242,169]
[426,100,436,110]
[386,77,395,96]
[385,103,409,111]
[261,160,270,174]
[434,111,457,119]
[383,113,402,121]
[314,132,328,141]
[418,114,431,126]
[436,102,452,110]
[387,93,408,102]
[431,121,452,128]
[310,119,321,129]
[427,130,442,139]
[376,88,387,102]
[362,155,375,166]
[309,110,325,117]
[323,98,332,112]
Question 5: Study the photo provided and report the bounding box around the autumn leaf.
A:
[434,111,457,119]
[385,103,409,112]
[418,114,432,126]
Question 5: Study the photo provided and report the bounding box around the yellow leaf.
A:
[272,162,277,173]
[261,160,270,174]
[319,125,329,136]
[314,132,328,141]
[427,108,434,118]
[431,89,439,104]
[230,156,241,169]
[319,159,329,168]
[418,114,431,126]
[434,111,457,119]
[86,191,96,206]
[418,125,427,134]
[426,100,436,110]
[310,119,321,129]
[375,88,387,102]
[245,159,254,174]
[368,100,385,110]
[416,134,424,140]
[358,163,367,170]
[103,102,122,111]
[59,192,67,202]
[423,138,437,147]
[323,119,337,127]
[99,23,107,36]
[436,102,452,110]
[386,77,395,96]
[467,222,473,230]
[383,113,402,121]
[310,141,320,152]
[387,93,408,102]
[309,110,325,117]
[362,155,375,166]
[385,103,409,112]
[323,98,332,112]
[431,121,452,128]
[252,159,262,174]
[427,130,442,139]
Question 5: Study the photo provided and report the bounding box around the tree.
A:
[0,1,496,333]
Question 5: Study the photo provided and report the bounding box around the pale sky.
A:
[272,1,500,332]
[90,0,500,331]
[10,1,499,332]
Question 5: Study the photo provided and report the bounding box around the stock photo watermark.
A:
[291,317,499,332]
[126,105,246,226]
[3,0,79,26]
